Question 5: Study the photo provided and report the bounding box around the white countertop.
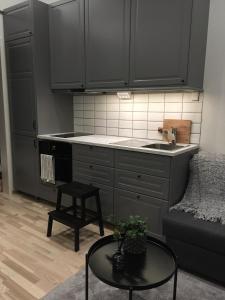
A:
[37,133,199,156]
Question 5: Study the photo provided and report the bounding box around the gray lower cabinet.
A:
[114,189,168,238]
[85,0,130,89]
[72,175,114,222]
[73,161,114,187]
[73,144,114,167]
[115,169,169,200]
[115,150,170,178]
[72,144,193,237]
[49,0,85,89]
[13,135,38,196]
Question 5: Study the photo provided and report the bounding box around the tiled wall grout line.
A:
[74,92,204,144]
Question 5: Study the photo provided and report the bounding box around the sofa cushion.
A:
[163,211,225,256]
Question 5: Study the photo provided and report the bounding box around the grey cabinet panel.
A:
[73,161,114,187]
[115,150,171,178]
[6,37,33,75]
[72,175,114,221]
[85,0,130,88]
[115,169,169,200]
[130,0,193,87]
[6,36,36,136]
[13,135,38,196]
[9,75,36,136]
[73,144,114,167]
[49,0,85,89]
[187,0,210,89]
[4,1,33,41]
[38,182,57,203]
[115,189,168,236]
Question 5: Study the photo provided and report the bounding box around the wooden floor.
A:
[0,192,112,300]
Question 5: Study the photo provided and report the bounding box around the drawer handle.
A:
[137,175,142,179]
[136,195,141,200]
[89,165,93,169]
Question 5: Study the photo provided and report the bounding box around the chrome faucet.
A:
[158,127,177,145]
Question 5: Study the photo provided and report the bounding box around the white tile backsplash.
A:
[74,92,203,144]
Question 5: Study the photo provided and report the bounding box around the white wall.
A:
[200,0,225,154]
[73,92,203,143]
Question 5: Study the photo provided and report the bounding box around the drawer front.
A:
[115,150,170,178]
[115,189,168,236]
[72,176,114,222]
[73,144,114,167]
[73,161,114,187]
[115,169,169,200]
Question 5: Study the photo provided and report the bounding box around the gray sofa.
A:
[163,152,225,285]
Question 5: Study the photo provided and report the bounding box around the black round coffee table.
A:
[85,235,178,300]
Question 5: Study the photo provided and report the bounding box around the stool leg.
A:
[81,197,86,220]
[73,197,77,217]
[56,189,62,211]
[96,192,104,237]
[74,228,80,252]
[47,215,53,237]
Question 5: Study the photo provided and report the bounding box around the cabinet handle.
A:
[33,120,37,130]
[89,165,93,169]
[52,145,56,152]
[136,195,141,200]
[33,139,37,149]
[137,175,142,179]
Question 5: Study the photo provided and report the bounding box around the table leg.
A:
[173,267,178,300]
[85,254,89,300]
[129,288,133,300]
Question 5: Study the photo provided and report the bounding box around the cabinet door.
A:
[130,0,193,87]
[13,135,38,196]
[6,38,36,136]
[115,189,168,237]
[49,0,85,89]
[85,0,130,89]
[9,75,36,136]
[4,2,33,41]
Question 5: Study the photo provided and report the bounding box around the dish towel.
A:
[40,154,55,184]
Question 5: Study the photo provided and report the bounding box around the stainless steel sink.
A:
[142,143,186,151]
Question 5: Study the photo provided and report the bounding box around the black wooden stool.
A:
[47,181,104,251]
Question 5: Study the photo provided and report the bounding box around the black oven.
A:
[39,140,72,183]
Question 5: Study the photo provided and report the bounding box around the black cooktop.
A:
[53,132,93,138]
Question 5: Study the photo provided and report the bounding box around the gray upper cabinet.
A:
[49,0,85,89]
[6,37,36,136]
[4,1,33,41]
[129,0,210,89]
[130,0,193,87]
[48,0,209,91]
[85,0,130,89]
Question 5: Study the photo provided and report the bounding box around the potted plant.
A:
[114,216,148,255]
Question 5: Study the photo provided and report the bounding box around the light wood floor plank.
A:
[0,192,112,299]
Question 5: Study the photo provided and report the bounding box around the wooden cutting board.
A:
[162,119,192,144]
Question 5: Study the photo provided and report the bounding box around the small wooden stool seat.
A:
[47,181,104,252]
